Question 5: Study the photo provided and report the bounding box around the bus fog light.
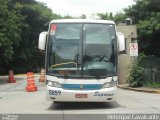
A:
[47,80,61,88]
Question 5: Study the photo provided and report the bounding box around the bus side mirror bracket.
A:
[117,32,125,54]
[38,31,47,50]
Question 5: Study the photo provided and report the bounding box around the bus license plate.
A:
[75,94,88,98]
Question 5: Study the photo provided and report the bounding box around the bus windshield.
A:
[47,23,117,78]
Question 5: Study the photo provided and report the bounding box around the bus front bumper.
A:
[46,86,117,102]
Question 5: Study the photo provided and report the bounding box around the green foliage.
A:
[11,1,54,73]
[144,82,160,88]
[0,0,24,63]
[98,12,114,20]
[98,12,126,25]
[137,18,160,55]
[1,0,160,74]
[63,14,73,19]
[124,0,160,56]
[114,12,126,24]
[128,54,145,87]
[79,14,86,19]
[0,0,63,74]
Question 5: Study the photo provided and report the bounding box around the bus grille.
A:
[62,84,102,90]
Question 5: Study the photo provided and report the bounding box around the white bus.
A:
[38,19,125,102]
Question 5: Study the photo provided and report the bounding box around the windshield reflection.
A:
[47,23,117,78]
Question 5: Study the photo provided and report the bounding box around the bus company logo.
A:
[80,84,84,89]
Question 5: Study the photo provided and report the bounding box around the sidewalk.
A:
[118,84,160,94]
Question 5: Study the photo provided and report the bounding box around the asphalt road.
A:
[0,75,160,120]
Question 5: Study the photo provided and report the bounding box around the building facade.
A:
[117,23,137,84]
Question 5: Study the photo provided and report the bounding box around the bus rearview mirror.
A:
[117,32,125,53]
[38,31,47,50]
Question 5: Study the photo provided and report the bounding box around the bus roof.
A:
[50,19,115,25]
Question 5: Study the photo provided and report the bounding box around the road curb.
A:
[118,85,160,94]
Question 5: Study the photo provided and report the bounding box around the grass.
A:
[144,82,160,88]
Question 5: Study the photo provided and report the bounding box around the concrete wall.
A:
[117,25,137,84]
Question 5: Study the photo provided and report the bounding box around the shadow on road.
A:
[48,101,121,110]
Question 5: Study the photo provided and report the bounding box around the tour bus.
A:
[38,19,125,102]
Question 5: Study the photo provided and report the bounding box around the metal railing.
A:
[140,56,160,83]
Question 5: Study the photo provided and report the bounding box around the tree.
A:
[0,0,63,74]
[79,14,86,19]
[98,12,111,20]
[63,14,73,19]
[124,0,160,56]
[0,0,24,63]
[114,12,126,24]
[98,12,126,25]
[11,0,55,73]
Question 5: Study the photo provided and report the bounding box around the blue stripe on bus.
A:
[62,84,102,90]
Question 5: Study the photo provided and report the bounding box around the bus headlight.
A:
[102,81,117,88]
[46,80,61,88]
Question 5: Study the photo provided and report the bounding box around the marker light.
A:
[50,24,57,31]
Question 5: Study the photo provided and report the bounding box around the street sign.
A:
[130,43,138,56]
